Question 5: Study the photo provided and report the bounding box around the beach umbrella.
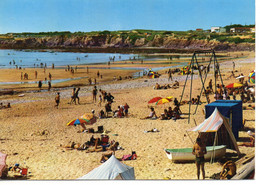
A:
[81,113,97,124]
[248,71,255,84]
[155,98,172,105]
[148,97,162,104]
[67,118,90,126]
[225,83,243,89]
[0,152,7,177]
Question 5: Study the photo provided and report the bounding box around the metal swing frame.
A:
[179,50,226,124]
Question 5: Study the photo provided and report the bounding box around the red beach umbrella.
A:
[226,83,243,89]
[148,97,162,104]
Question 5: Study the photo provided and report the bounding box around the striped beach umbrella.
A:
[248,71,255,84]
[148,97,162,104]
[67,118,90,126]
[155,98,172,105]
[226,83,243,89]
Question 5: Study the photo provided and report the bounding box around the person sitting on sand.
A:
[9,164,22,172]
[173,105,182,120]
[167,107,174,118]
[172,80,179,88]
[114,106,123,118]
[99,110,106,119]
[142,107,158,119]
[154,83,161,90]
[174,98,179,106]
[159,109,168,120]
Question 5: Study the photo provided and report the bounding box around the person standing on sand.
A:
[168,69,173,81]
[35,71,38,79]
[70,88,76,104]
[97,71,100,78]
[192,137,207,180]
[233,61,235,71]
[21,72,23,80]
[48,81,51,91]
[55,92,60,108]
[92,86,98,103]
[75,88,80,104]
[49,73,52,81]
[38,80,42,90]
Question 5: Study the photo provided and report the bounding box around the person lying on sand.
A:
[141,107,158,119]
[86,140,119,153]
[63,141,81,150]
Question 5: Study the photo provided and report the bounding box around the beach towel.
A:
[121,152,137,161]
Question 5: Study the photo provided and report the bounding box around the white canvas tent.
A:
[78,155,135,180]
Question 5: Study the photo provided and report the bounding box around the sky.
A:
[0,0,256,34]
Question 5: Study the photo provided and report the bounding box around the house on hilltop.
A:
[230,27,252,33]
[211,27,226,33]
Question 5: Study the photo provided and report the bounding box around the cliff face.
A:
[0,35,255,51]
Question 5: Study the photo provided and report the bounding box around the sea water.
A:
[0,49,139,69]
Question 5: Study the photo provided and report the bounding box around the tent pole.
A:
[214,51,226,95]
[210,131,218,164]
[179,54,194,103]
[188,54,195,124]
[186,131,195,145]
[193,53,212,114]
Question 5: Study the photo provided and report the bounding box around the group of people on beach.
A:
[0,102,11,109]
[63,133,121,163]
[154,80,179,90]
[141,105,182,120]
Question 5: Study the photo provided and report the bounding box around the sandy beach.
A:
[0,51,255,180]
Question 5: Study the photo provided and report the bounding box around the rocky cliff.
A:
[0,34,255,52]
